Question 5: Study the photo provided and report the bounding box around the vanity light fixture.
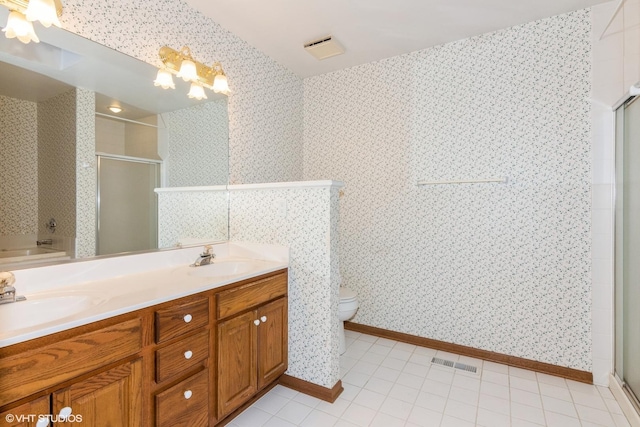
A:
[153,68,175,90]
[108,105,122,114]
[1,0,63,44]
[2,10,38,43]
[154,45,230,97]
[187,82,207,100]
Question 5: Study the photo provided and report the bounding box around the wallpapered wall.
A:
[304,11,593,371]
[163,100,229,187]
[157,189,229,248]
[0,95,38,237]
[229,185,342,388]
[75,88,96,258]
[61,0,303,185]
[34,88,95,258]
[37,90,77,241]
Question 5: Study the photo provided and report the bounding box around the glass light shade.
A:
[25,0,61,28]
[187,82,207,100]
[3,11,40,44]
[153,68,175,89]
[212,74,230,94]
[176,59,197,82]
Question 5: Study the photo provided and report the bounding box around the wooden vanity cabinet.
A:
[53,358,143,427]
[0,317,144,427]
[0,396,49,427]
[151,297,212,427]
[216,273,288,418]
[0,268,288,427]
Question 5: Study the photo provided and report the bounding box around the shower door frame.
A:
[613,93,640,415]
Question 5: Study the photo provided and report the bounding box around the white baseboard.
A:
[610,374,640,427]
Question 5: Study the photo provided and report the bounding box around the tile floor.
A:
[228,330,632,427]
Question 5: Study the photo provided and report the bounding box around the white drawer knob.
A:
[184,350,193,360]
[58,407,73,420]
[184,390,192,399]
[183,314,192,323]
[260,316,267,323]
[253,319,260,326]
[36,419,50,427]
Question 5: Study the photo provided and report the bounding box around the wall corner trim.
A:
[345,322,594,384]
[279,375,343,403]
[228,180,345,191]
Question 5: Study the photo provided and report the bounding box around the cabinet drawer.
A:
[156,330,209,383]
[217,273,287,320]
[156,369,209,427]
[0,318,142,407]
[155,298,209,344]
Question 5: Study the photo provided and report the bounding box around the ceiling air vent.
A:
[303,36,345,60]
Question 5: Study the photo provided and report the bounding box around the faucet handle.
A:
[203,245,214,256]
[0,272,15,288]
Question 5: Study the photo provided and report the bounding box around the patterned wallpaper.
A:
[0,95,38,237]
[230,186,342,388]
[75,88,96,258]
[37,89,77,241]
[163,100,229,187]
[60,0,303,184]
[157,189,229,248]
[304,11,593,371]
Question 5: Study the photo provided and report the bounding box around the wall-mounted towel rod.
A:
[417,177,508,185]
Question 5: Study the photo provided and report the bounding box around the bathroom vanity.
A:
[0,243,289,426]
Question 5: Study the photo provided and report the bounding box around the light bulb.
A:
[176,59,197,82]
[25,0,61,28]
[212,74,230,94]
[3,11,39,44]
[153,68,175,89]
[187,82,207,100]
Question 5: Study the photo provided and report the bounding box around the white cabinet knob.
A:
[184,390,192,399]
[260,316,267,323]
[58,407,73,420]
[253,319,260,326]
[36,419,50,427]
[184,350,193,360]
[183,314,192,323]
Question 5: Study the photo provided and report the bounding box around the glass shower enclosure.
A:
[614,94,640,413]
[96,155,161,256]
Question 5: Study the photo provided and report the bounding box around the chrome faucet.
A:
[190,245,215,267]
[0,272,25,305]
[36,239,53,246]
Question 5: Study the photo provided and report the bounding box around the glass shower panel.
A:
[97,156,160,256]
[615,96,640,408]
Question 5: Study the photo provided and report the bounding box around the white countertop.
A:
[0,242,288,348]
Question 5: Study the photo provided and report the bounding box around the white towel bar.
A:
[417,177,508,185]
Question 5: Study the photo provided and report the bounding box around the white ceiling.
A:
[186,0,610,77]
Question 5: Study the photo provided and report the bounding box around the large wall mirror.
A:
[0,20,229,270]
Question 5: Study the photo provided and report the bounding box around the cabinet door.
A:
[257,298,288,389]
[217,311,257,418]
[0,395,49,427]
[52,358,143,427]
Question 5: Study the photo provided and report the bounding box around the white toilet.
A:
[338,287,359,355]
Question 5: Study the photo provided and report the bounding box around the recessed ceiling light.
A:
[108,105,122,114]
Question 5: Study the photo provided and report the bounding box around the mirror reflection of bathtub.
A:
[0,247,69,269]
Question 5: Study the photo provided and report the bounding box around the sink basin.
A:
[188,260,255,278]
[0,293,105,331]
